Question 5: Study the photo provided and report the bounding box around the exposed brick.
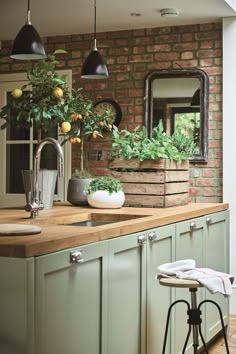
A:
[173,42,198,51]
[181,33,194,42]
[147,44,171,52]
[181,52,193,60]
[0,22,223,201]
[129,54,154,63]
[189,188,201,195]
[197,49,222,58]
[199,59,213,67]
[133,47,146,54]
[155,52,180,61]
[202,169,215,178]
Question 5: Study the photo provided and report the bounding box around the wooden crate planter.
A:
[109,158,189,208]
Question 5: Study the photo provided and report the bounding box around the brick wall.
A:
[0,22,223,202]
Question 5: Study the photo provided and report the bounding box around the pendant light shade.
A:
[81,0,109,79]
[10,0,46,60]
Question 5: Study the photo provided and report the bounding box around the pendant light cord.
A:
[94,0,97,50]
[26,0,31,24]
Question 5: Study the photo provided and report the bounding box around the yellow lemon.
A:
[92,131,98,139]
[11,88,22,98]
[53,87,63,98]
[61,121,71,133]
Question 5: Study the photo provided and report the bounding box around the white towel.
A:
[176,268,233,296]
[157,259,196,275]
[157,259,234,297]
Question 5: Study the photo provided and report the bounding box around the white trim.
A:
[223,17,236,315]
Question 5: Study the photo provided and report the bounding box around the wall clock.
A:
[94,99,122,127]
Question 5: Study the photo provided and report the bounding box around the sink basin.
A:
[63,213,149,227]
[37,212,149,227]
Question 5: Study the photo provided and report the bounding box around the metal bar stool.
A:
[159,277,230,354]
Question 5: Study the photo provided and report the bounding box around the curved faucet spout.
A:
[25,137,64,218]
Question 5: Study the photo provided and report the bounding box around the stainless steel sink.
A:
[63,213,148,227]
[65,220,117,227]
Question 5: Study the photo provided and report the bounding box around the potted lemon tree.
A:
[0,50,71,208]
[60,90,113,205]
[0,50,113,207]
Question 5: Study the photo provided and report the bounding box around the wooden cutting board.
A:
[0,224,42,236]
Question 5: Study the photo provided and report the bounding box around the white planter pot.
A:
[87,190,125,209]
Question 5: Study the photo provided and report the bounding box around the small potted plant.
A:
[67,169,94,206]
[85,176,125,209]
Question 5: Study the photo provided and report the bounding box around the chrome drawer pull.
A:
[206,217,212,225]
[148,232,157,241]
[190,222,196,231]
[137,234,146,245]
[70,250,84,263]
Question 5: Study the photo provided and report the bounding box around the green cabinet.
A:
[35,240,109,354]
[35,231,146,354]
[146,224,175,354]
[204,210,229,341]
[0,210,229,354]
[107,232,146,354]
[172,211,229,353]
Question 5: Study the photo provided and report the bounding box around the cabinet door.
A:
[35,241,109,354]
[107,232,146,354]
[175,216,205,354]
[204,210,230,341]
[146,224,175,354]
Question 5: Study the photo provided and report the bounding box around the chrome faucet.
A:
[25,137,64,218]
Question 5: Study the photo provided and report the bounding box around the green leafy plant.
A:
[0,49,70,143]
[110,122,196,162]
[0,50,113,174]
[71,168,93,179]
[85,176,123,195]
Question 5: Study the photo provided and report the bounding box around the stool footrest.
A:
[187,309,202,325]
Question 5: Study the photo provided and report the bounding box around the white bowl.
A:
[87,190,125,209]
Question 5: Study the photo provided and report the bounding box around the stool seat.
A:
[159,277,202,288]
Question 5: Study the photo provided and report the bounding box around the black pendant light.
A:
[11,0,46,60]
[81,0,109,79]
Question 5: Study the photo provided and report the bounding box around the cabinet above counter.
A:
[0,203,229,258]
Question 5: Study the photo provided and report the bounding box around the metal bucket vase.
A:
[21,170,58,209]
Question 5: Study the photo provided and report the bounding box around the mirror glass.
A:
[145,69,209,162]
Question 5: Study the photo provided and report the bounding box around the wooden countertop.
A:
[0,203,229,258]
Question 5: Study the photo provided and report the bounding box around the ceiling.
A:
[0,0,236,41]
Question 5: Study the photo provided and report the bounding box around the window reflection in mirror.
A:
[145,69,209,162]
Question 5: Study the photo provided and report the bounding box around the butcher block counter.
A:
[0,202,229,258]
[0,202,230,354]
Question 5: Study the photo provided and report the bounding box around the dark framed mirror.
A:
[144,68,209,162]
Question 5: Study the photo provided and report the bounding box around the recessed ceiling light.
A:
[130,12,142,17]
[160,8,180,18]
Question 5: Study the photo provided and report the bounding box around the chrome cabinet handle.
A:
[137,234,146,245]
[148,232,157,241]
[206,217,212,225]
[70,250,84,263]
[190,222,196,231]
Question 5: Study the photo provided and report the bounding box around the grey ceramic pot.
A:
[67,178,93,206]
